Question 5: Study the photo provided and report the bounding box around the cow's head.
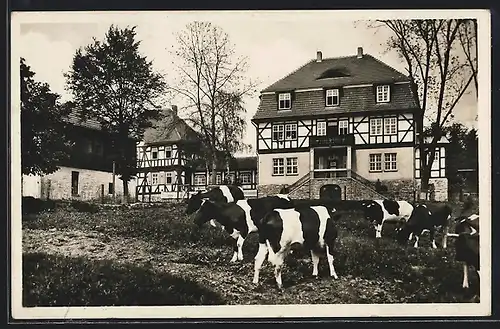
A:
[359,200,382,224]
[186,191,203,215]
[193,199,219,227]
[395,223,411,245]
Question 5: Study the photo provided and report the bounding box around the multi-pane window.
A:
[369,154,382,172]
[240,173,252,184]
[165,146,172,158]
[285,123,297,140]
[278,93,291,110]
[338,120,349,135]
[317,121,326,136]
[273,158,285,175]
[194,174,206,186]
[272,124,284,141]
[166,172,173,184]
[215,174,222,185]
[286,157,298,175]
[384,153,397,171]
[151,148,158,159]
[152,173,159,185]
[370,118,383,136]
[384,117,397,135]
[326,89,339,106]
[376,85,390,103]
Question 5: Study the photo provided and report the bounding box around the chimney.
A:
[171,105,178,115]
[357,47,363,59]
[316,51,322,63]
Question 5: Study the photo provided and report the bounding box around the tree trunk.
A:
[122,178,129,204]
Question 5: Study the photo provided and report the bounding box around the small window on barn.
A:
[71,171,79,196]
[278,93,291,110]
[108,182,114,194]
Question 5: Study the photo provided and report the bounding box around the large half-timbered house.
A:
[22,110,138,201]
[252,48,448,201]
[136,106,201,202]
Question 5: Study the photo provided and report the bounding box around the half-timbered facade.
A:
[136,106,201,201]
[190,156,258,198]
[252,47,448,201]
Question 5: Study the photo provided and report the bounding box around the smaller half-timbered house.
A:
[136,106,202,202]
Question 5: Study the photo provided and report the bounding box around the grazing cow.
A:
[360,200,414,238]
[396,203,453,248]
[192,195,294,262]
[253,205,341,289]
[186,185,245,226]
[447,214,479,289]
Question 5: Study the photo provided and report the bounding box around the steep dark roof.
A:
[194,155,257,171]
[64,110,102,130]
[262,54,409,92]
[142,108,201,145]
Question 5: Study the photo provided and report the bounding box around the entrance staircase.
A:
[286,169,387,200]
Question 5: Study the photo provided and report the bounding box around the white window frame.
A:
[278,93,291,110]
[338,120,349,135]
[151,147,158,159]
[370,118,383,136]
[376,85,390,103]
[273,158,285,176]
[166,172,173,184]
[285,123,297,140]
[194,174,206,186]
[286,157,298,175]
[325,89,339,106]
[384,153,397,171]
[165,146,172,158]
[240,172,252,184]
[272,124,284,141]
[384,117,397,135]
[369,153,382,172]
[152,173,159,185]
[317,121,327,136]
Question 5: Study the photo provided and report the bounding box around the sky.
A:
[14,11,480,156]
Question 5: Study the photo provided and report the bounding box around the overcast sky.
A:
[15,11,479,156]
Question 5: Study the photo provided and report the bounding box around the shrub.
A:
[23,252,224,306]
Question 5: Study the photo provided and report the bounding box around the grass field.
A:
[22,200,480,306]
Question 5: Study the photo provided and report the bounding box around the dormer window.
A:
[376,85,390,103]
[278,93,291,110]
[326,89,339,106]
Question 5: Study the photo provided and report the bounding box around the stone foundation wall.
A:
[415,178,449,202]
[379,179,417,201]
[347,179,387,200]
[257,184,287,198]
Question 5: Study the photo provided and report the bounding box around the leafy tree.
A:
[21,57,72,176]
[169,21,256,184]
[64,25,167,201]
[367,19,477,199]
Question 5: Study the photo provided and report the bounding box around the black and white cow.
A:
[186,185,245,226]
[192,195,294,262]
[396,203,453,248]
[447,214,479,289]
[253,205,341,289]
[360,200,414,238]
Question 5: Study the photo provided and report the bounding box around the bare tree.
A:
[367,19,477,199]
[169,21,256,184]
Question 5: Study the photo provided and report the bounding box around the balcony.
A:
[309,134,355,147]
[312,168,349,179]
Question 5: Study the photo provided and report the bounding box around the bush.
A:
[22,197,56,215]
[23,252,224,306]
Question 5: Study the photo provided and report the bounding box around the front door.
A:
[320,184,342,201]
[327,120,338,137]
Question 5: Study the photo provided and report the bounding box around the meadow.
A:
[21,199,480,306]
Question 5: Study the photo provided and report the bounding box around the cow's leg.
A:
[413,235,420,248]
[253,243,268,284]
[273,251,286,290]
[325,244,339,279]
[430,229,438,249]
[209,219,217,227]
[442,226,448,249]
[375,223,383,238]
[408,232,413,241]
[229,230,240,263]
[237,235,245,261]
[463,263,469,288]
[311,250,320,277]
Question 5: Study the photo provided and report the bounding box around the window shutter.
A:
[275,92,280,109]
[373,84,378,102]
[291,90,296,103]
